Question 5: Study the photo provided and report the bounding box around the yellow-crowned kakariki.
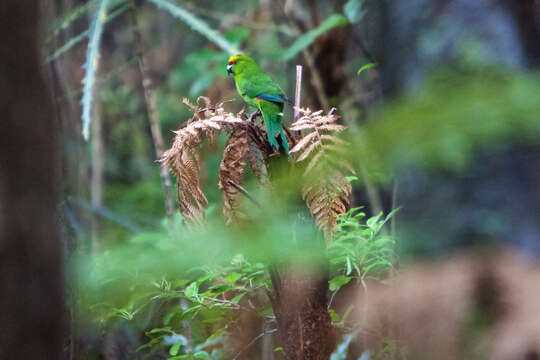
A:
[227,55,290,153]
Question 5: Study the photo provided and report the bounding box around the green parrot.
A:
[226,54,290,153]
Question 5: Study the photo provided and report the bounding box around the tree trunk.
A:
[0,1,64,359]
[270,265,336,360]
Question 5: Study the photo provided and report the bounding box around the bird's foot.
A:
[247,110,261,122]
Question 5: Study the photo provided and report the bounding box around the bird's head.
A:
[227,54,255,76]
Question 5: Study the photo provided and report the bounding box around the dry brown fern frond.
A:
[161,97,245,224]
[302,172,352,241]
[245,124,269,183]
[218,126,249,225]
[290,108,353,242]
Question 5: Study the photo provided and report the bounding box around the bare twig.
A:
[227,180,260,207]
[293,65,302,137]
[294,66,303,122]
[232,329,277,360]
[301,49,330,111]
[129,0,175,221]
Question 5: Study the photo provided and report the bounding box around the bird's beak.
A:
[226,64,233,75]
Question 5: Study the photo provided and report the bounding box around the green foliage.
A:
[344,0,365,24]
[357,62,377,75]
[328,208,398,292]
[353,69,540,177]
[169,24,251,97]
[46,3,130,63]
[48,0,99,38]
[147,0,240,54]
[281,14,349,61]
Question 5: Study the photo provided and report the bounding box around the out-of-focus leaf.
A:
[344,0,365,23]
[184,282,199,299]
[46,3,130,63]
[231,293,246,304]
[357,62,377,75]
[193,351,210,359]
[330,330,360,360]
[169,342,182,356]
[225,26,250,46]
[329,275,351,291]
[147,0,240,54]
[281,14,349,61]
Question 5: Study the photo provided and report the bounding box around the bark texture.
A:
[270,266,336,360]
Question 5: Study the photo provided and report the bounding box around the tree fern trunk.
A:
[270,265,336,360]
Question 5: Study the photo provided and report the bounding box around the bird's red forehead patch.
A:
[228,60,238,65]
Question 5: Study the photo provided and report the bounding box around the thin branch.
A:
[301,49,330,111]
[129,0,175,222]
[227,180,260,207]
[232,329,277,360]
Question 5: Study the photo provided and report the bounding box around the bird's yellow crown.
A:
[227,54,252,65]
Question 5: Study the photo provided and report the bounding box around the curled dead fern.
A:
[290,108,353,242]
[218,126,249,225]
[162,97,273,225]
[161,97,245,224]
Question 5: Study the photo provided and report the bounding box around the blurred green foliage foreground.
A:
[72,65,540,359]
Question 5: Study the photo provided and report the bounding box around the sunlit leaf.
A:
[357,62,377,75]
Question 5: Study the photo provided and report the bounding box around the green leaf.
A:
[274,347,283,352]
[225,272,241,284]
[184,282,199,299]
[357,63,377,75]
[329,275,351,292]
[225,26,250,46]
[147,326,173,334]
[169,342,182,356]
[231,293,246,304]
[328,308,340,323]
[344,0,365,24]
[366,212,383,229]
[147,0,240,54]
[281,14,349,61]
[193,351,210,358]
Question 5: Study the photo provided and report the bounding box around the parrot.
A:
[226,54,290,154]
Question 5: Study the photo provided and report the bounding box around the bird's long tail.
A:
[265,118,290,154]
